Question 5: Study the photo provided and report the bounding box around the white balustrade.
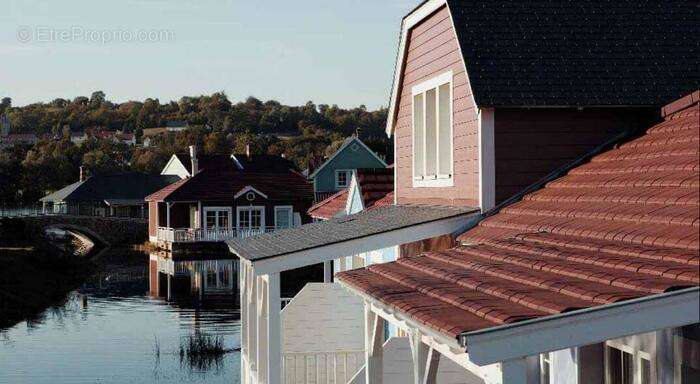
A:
[282,350,365,384]
[156,226,275,243]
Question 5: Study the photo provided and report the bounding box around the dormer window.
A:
[412,71,453,187]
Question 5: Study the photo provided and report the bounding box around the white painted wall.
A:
[282,283,365,353]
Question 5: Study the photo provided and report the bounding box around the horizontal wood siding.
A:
[493,108,659,204]
[395,6,479,207]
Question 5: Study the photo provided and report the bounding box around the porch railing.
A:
[156,226,275,243]
[282,350,365,384]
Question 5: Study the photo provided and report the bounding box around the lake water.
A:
[0,258,241,384]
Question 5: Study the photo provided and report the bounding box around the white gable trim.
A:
[230,155,245,170]
[345,170,364,214]
[309,136,387,179]
[234,186,268,200]
[160,154,190,179]
[385,0,479,137]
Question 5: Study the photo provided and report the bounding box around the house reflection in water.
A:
[149,252,238,306]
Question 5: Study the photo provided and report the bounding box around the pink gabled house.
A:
[228,2,698,384]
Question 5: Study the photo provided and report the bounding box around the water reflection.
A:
[0,251,241,384]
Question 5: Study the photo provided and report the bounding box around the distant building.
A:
[142,121,190,147]
[308,136,387,202]
[40,171,180,218]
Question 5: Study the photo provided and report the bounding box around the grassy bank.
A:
[0,219,94,329]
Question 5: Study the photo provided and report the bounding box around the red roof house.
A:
[338,92,699,381]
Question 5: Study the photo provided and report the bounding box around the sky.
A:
[1,0,417,109]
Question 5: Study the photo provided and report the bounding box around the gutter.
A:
[458,287,700,365]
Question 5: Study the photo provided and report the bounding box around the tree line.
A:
[0,92,391,203]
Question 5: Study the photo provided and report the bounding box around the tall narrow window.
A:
[412,71,453,187]
[607,346,634,384]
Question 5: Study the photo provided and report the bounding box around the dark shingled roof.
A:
[41,173,180,203]
[444,0,699,106]
[174,153,300,174]
[228,205,478,261]
[337,92,700,340]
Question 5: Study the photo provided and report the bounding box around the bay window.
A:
[412,71,453,187]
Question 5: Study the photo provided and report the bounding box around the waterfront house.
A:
[227,1,698,383]
[40,171,179,218]
[145,146,314,248]
[309,136,387,202]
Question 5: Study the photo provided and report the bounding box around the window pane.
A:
[238,210,250,229]
[251,210,262,229]
[337,171,348,187]
[276,208,291,229]
[217,211,229,229]
[206,211,217,228]
[425,88,437,176]
[640,358,651,384]
[609,347,622,384]
[622,351,633,384]
[438,82,452,175]
[413,94,424,177]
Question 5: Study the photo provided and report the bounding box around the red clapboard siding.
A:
[395,5,479,207]
[493,108,659,204]
[148,201,158,237]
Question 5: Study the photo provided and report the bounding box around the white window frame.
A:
[236,206,265,231]
[605,341,652,384]
[274,205,294,230]
[411,71,454,188]
[335,169,352,189]
[202,207,232,230]
[540,352,551,384]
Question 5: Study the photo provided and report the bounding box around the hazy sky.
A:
[1,0,417,108]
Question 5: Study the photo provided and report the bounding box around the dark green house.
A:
[309,136,387,201]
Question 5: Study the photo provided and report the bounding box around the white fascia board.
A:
[462,287,700,366]
[248,212,478,276]
[234,186,268,200]
[230,155,244,170]
[386,0,448,137]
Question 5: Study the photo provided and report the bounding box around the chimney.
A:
[79,166,85,182]
[189,145,199,175]
[245,144,251,157]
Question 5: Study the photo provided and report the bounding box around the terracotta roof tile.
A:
[307,189,348,220]
[337,93,700,341]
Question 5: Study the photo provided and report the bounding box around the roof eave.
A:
[460,287,700,366]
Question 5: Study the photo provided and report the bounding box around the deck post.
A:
[240,262,249,384]
[266,272,281,384]
[323,261,332,282]
[197,201,202,228]
[247,266,258,383]
[257,276,268,384]
[166,202,172,228]
[409,331,440,384]
[365,302,384,384]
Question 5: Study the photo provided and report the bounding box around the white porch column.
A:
[365,302,384,384]
[257,276,268,384]
[266,273,281,384]
[481,356,540,384]
[409,331,440,384]
[166,202,172,228]
[247,266,258,383]
[323,261,332,282]
[197,201,202,228]
[240,262,249,384]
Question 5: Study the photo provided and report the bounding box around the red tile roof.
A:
[356,168,394,209]
[337,92,700,340]
[308,189,348,220]
[307,168,394,219]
